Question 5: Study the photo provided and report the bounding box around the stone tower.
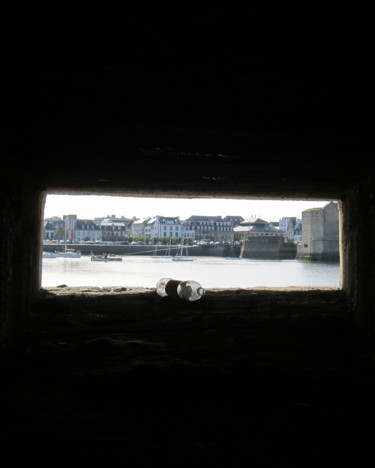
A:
[297,202,339,261]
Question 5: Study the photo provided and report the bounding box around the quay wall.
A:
[241,237,297,260]
[43,244,242,258]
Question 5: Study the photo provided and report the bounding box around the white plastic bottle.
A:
[156,278,174,297]
[156,278,205,301]
[177,280,205,301]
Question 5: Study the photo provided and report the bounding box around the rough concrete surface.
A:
[2,3,375,467]
[1,288,375,466]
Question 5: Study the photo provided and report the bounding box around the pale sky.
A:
[44,194,333,222]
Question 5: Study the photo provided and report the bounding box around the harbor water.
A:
[42,255,341,289]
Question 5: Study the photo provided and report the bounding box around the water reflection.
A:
[42,256,340,289]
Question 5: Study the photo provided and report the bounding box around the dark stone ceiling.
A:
[2,3,374,174]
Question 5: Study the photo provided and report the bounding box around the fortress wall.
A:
[297,203,339,261]
[241,236,296,259]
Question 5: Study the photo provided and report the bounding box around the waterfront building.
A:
[144,216,182,240]
[44,218,66,241]
[224,215,245,227]
[62,215,79,242]
[294,219,302,243]
[234,218,281,241]
[58,215,101,243]
[43,221,56,240]
[296,201,339,261]
[184,215,242,241]
[181,221,195,239]
[74,220,101,243]
[279,217,302,243]
[131,217,151,238]
[237,218,297,259]
[100,215,133,243]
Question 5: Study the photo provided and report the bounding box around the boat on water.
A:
[91,253,122,262]
[53,230,81,258]
[172,226,196,261]
[172,257,195,262]
[172,240,195,262]
[43,249,81,258]
[54,249,82,258]
[43,251,57,258]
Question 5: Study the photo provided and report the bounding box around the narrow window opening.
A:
[41,194,341,291]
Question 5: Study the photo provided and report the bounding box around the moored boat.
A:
[172,256,195,261]
[91,253,122,262]
[43,251,57,258]
[172,229,195,261]
[172,243,195,261]
[54,249,81,258]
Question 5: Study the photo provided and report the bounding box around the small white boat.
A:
[54,227,82,258]
[91,253,122,262]
[172,256,195,262]
[172,244,195,261]
[54,249,81,258]
[43,251,57,258]
[171,229,196,261]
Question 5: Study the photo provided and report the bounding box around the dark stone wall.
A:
[0,168,43,347]
[2,5,375,465]
[2,2,374,340]
[241,236,297,259]
[342,179,375,336]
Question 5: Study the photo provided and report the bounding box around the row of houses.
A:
[44,211,317,245]
[44,203,339,260]
[44,215,132,243]
[44,214,249,243]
